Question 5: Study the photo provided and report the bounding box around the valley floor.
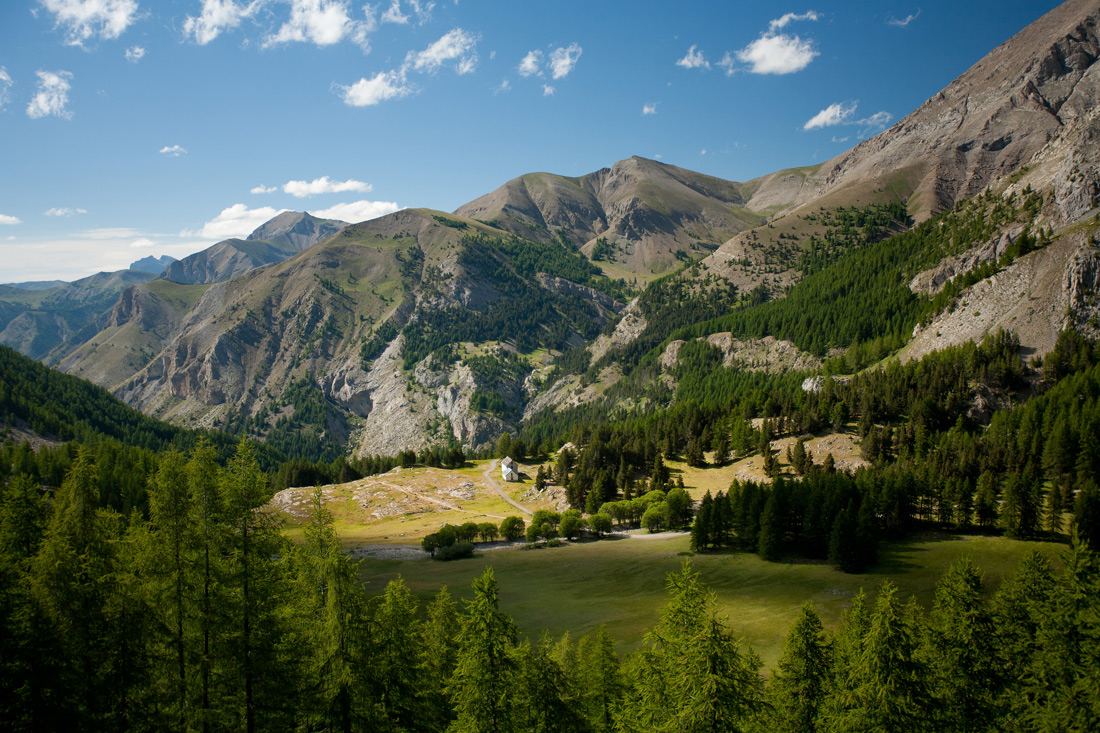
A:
[354,530,1057,669]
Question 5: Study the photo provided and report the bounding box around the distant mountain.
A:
[162,212,346,284]
[129,254,177,274]
[8,0,1100,462]
[455,156,764,278]
[0,269,158,361]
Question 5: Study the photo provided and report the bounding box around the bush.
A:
[500,516,525,541]
[434,541,475,561]
[589,513,613,537]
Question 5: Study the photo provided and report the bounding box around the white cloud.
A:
[266,0,373,48]
[737,33,818,75]
[409,28,479,75]
[338,70,414,106]
[77,227,144,239]
[549,43,582,79]
[128,237,157,248]
[26,70,73,120]
[676,45,709,70]
[804,101,857,129]
[0,68,11,112]
[159,144,188,156]
[39,0,140,47]
[857,110,893,134]
[193,204,288,240]
[251,184,278,194]
[518,50,542,77]
[0,215,21,226]
[125,45,145,62]
[769,10,821,32]
[308,200,401,222]
[183,0,260,45]
[44,207,88,217]
[380,0,409,24]
[494,78,511,94]
[282,176,371,198]
[382,0,432,24]
[804,102,892,135]
[542,84,555,96]
[716,52,736,76]
[888,9,921,27]
[642,103,657,115]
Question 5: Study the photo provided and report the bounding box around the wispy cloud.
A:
[804,101,892,136]
[128,237,157,248]
[0,67,11,112]
[380,0,433,25]
[251,184,278,194]
[676,45,709,70]
[494,78,511,94]
[308,200,401,222]
[26,70,73,120]
[642,102,657,115]
[338,70,414,107]
[549,43,582,79]
[518,50,542,77]
[77,227,144,240]
[0,214,21,226]
[159,144,188,156]
[44,207,88,217]
[888,9,921,27]
[125,45,145,62]
[769,10,821,32]
[39,0,140,47]
[338,27,479,107]
[283,177,372,198]
[408,28,479,75]
[542,84,555,96]
[804,101,857,130]
[183,0,261,45]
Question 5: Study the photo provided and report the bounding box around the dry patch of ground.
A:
[271,460,559,547]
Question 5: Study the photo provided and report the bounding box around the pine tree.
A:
[834,582,931,732]
[146,450,194,731]
[418,587,460,731]
[292,486,368,733]
[371,577,422,729]
[768,603,832,733]
[691,491,714,552]
[515,634,577,733]
[574,626,621,733]
[448,568,519,733]
[922,558,1000,732]
[617,561,763,732]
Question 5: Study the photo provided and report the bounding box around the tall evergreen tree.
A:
[921,558,1000,732]
[448,568,519,733]
[768,602,832,733]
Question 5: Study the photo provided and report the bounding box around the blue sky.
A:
[0,0,1063,281]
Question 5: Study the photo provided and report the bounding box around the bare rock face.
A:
[660,335,821,374]
[909,229,1021,297]
[903,234,1091,362]
[588,298,647,363]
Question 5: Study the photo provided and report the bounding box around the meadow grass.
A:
[355,530,1060,669]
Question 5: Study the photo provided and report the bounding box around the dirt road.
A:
[483,459,532,515]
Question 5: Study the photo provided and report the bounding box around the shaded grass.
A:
[356,531,1060,670]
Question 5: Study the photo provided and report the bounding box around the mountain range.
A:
[3,0,1099,461]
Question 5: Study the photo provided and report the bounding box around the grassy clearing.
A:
[355,531,1060,669]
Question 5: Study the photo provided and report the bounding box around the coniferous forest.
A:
[1,436,1099,731]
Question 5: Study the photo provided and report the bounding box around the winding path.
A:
[483,459,533,515]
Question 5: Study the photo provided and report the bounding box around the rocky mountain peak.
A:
[246,211,347,251]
